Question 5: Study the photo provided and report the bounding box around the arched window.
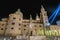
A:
[24,25,26,27]
[13,17,16,19]
[24,29,26,31]
[39,25,41,27]
[11,27,14,30]
[1,28,3,30]
[19,24,21,26]
[12,22,15,25]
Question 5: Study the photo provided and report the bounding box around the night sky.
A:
[0,0,60,25]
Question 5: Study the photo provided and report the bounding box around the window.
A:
[11,27,14,30]
[5,28,7,30]
[1,28,3,30]
[24,29,26,31]
[34,25,36,27]
[12,22,15,25]
[19,28,20,30]
[13,17,16,19]
[2,24,4,26]
[19,24,21,26]
[24,25,26,27]
[39,25,41,27]
[19,18,21,20]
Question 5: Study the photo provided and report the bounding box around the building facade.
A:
[0,5,59,37]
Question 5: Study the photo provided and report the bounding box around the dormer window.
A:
[19,18,21,20]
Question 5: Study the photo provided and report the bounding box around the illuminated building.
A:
[0,5,60,40]
[5,5,48,37]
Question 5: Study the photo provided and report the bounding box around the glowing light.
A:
[50,6,60,24]
[49,4,60,21]
[48,6,59,21]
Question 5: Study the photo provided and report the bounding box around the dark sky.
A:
[0,0,60,24]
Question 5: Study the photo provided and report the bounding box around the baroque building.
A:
[0,5,60,38]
